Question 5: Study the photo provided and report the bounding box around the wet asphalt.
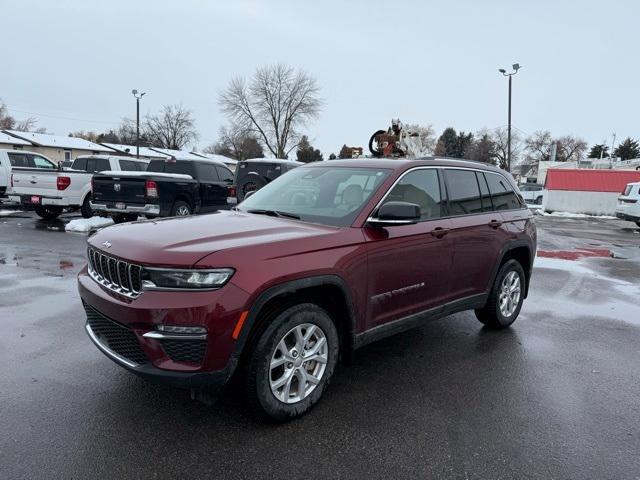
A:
[1,210,640,480]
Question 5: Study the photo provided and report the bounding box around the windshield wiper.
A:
[246,209,300,220]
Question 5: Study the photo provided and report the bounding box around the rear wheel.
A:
[80,196,93,218]
[171,200,192,216]
[475,259,525,329]
[34,205,62,220]
[636,221,640,228]
[244,303,339,421]
[535,196,543,205]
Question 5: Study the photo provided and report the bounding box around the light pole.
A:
[498,64,521,172]
[131,89,146,158]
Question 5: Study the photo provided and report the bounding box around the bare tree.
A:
[405,123,436,154]
[144,104,198,150]
[116,118,139,145]
[0,99,39,131]
[492,127,524,170]
[524,130,554,163]
[205,123,264,160]
[219,64,323,158]
[556,135,588,162]
[69,130,99,142]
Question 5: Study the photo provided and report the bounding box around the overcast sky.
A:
[3,0,638,156]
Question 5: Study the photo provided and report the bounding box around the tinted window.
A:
[485,172,522,210]
[119,160,142,171]
[445,169,483,215]
[31,155,56,169]
[477,172,492,212]
[7,153,29,167]
[72,158,87,171]
[164,161,194,176]
[198,163,219,181]
[216,166,234,183]
[382,169,443,220]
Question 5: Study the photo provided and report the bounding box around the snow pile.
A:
[65,217,114,232]
[0,209,20,217]
[542,211,617,219]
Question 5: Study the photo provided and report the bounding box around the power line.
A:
[4,105,122,126]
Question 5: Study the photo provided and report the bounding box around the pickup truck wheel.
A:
[535,196,543,205]
[112,214,137,224]
[475,259,525,329]
[636,221,640,228]
[34,205,62,220]
[244,303,339,421]
[171,200,192,216]
[80,196,93,218]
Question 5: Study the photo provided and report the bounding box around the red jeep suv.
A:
[78,158,536,420]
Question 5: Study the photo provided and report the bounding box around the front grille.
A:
[87,247,143,298]
[160,339,207,364]
[84,303,149,365]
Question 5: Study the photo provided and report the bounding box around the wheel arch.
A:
[492,242,534,298]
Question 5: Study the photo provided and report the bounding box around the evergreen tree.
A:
[454,131,474,158]
[613,137,640,160]
[338,144,351,159]
[588,144,609,159]
[434,128,458,157]
[467,133,496,164]
[328,153,337,160]
[296,135,323,163]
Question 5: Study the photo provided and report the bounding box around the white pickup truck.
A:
[1,149,59,199]
[7,154,149,219]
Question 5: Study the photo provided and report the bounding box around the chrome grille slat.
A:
[87,247,142,299]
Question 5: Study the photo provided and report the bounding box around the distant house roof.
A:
[101,143,171,159]
[546,169,640,192]
[148,147,205,160]
[0,131,31,146]
[193,152,238,165]
[3,130,114,152]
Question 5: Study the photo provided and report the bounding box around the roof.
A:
[101,143,170,159]
[3,130,115,152]
[0,132,31,146]
[75,154,149,162]
[545,169,640,192]
[238,158,303,166]
[194,152,238,165]
[148,147,205,160]
[316,157,505,173]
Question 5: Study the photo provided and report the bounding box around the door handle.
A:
[30,180,37,184]
[488,219,503,229]
[431,227,450,238]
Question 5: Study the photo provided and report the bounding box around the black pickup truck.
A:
[91,159,235,222]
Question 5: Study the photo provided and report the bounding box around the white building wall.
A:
[545,190,620,216]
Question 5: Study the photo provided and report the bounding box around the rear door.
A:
[365,167,453,327]
[444,168,507,300]
[195,162,228,212]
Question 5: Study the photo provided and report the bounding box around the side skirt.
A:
[354,293,487,349]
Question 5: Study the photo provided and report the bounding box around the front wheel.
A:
[535,196,543,205]
[244,303,339,421]
[34,205,62,220]
[111,214,137,224]
[475,259,526,329]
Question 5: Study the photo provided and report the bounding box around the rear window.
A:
[72,158,87,171]
[216,166,234,183]
[119,160,146,171]
[485,172,523,210]
[147,160,194,176]
[85,158,110,173]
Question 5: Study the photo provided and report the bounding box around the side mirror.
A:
[368,201,420,227]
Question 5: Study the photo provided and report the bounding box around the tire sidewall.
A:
[490,259,526,327]
[238,174,266,201]
[250,304,339,421]
[171,200,191,216]
[80,196,93,218]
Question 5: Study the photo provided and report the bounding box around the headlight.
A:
[141,268,234,290]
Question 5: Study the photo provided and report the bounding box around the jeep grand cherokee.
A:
[78,158,536,420]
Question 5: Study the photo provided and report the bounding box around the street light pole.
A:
[499,64,521,172]
[131,89,146,159]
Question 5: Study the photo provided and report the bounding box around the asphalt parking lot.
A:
[1,210,639,479]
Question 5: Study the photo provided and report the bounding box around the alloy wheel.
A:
[499,270,521,317]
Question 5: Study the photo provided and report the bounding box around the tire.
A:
[243,303,339,421]
[238,174,267,202]
[535,196,543,205]
[368,129,386,157]
[80,196,93,218]
[34,205,62,220]
[171,200,192,217]
[475,259,526,329]
[636,221,640,228]
[111,214,136,224]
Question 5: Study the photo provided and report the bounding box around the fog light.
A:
[158,325,207,335]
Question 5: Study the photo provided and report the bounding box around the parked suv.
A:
[78,158,536,420]
[615,182,640,227]
[518,183,545,204]
[234,158,301,201]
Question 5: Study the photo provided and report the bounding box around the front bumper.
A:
[615,211,640,222]
[91,202,160,216]
[78,267,250,390]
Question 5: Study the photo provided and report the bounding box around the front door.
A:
[364,168,453,328]
[196,163,227,212]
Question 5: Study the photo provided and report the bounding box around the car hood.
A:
[87,210,339,267]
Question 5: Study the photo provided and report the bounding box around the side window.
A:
[216,166,234,183]
[197,163,219,181]
[72,158,87,171]
[119,160,137,171]
[444,169,483,215]
[31,155,56,169]
[382,169,443,220]
[95,159,110,172]
[477,172,492,212]
[7,153,29,167]
[485,173,522,210]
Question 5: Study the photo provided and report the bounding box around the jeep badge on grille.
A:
[102,241,112,249]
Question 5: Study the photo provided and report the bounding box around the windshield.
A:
[237,166,391,227]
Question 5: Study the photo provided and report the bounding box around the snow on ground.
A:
[542,211,617,219]
[65,217,114,232]
[0,209,20,217]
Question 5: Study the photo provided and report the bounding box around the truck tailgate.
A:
[11,169,59,196]
[93,175,147,205]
